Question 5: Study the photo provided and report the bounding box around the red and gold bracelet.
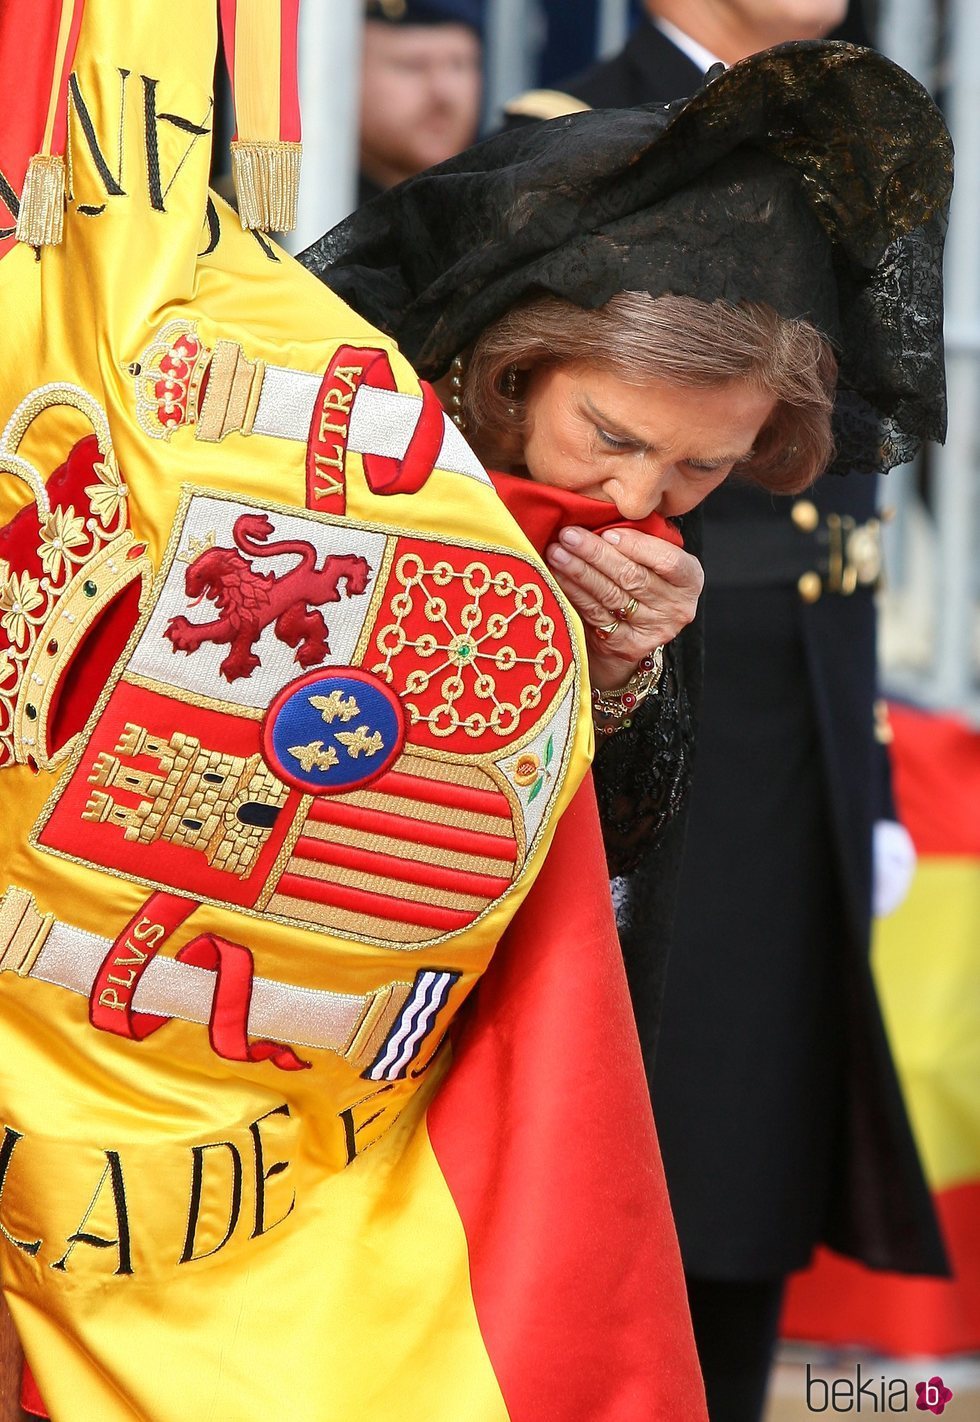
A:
[591,647,664,736]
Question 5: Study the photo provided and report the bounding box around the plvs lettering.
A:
[806,1364,909,1412]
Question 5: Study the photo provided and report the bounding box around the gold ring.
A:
[592,619,621,642]
[616,596,639,623]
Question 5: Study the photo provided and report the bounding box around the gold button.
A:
[797,571,822,603]
[874,698,895,745]
[791,499,819,532]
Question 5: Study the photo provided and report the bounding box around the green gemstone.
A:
[83,580,98,597]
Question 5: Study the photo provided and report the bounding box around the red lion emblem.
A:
[165,513,371,682]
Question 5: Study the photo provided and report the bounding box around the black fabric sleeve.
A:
[593,633,695,879]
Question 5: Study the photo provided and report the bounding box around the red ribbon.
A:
[90,895,307,1071]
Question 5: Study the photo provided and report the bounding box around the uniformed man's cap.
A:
[365,0,483,33]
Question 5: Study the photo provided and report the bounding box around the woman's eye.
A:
[596,427,633,451]
[686,460,728,476]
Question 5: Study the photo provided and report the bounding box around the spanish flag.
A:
[0,2,705,1417]
[783,703,980,1355]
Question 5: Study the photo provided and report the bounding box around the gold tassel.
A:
[231,140,302,234]
[15,153,66,247]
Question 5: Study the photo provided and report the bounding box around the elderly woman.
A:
[306,42,948,861]
[304,34,951,1401]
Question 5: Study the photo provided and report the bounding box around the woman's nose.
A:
[607,467,671,520]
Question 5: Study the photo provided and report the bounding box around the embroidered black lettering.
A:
[179,1141,243,1263]
[248,1105,294,1239]
[68,71,127,199]
[249,229,281,263]
[0,1128,42,1257]
[157,110,212,136]
[141,76,165,212]
[157,98,213,204]
[0,165,20,227]
[51,1150,133,1276]
[338,1085,395,1166]
[200,195,221,256]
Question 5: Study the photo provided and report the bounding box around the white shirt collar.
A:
[652,17,725,77]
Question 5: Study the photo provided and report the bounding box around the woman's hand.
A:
[545,525,703,690]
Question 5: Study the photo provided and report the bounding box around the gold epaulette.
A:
[503,88,593,122]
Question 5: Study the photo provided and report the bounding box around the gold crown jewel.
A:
[0,384,152,772]
[131,319,212,442]
[176,531,216,565]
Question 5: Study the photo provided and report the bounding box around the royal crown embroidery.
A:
[130,321,213,440]
[0,384,151,771]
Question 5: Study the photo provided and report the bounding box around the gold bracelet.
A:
[591,647,664,736]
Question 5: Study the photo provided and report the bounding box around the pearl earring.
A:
[503,364,518,419]
[449,353,467,431]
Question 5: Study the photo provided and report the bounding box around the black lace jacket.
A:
[594,637,694,879]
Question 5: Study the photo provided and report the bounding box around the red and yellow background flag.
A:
[0,2,705,1417]
[783,703,980,1355]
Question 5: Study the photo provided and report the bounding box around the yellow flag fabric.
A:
[0,2,595,1416]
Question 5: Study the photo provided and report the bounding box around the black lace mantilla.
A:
[593,639,694,878]
[304,41,952,478]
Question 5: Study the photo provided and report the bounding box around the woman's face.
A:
[520,362,776,520]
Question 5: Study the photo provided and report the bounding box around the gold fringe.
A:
[231,140,302,233]
[15,153,65,247]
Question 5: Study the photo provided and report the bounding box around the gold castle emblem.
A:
[83,722,287,877]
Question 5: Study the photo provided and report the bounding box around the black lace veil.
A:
[302,41,952,476]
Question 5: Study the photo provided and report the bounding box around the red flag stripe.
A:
[343,786,511,836]
[277,871,475,931]
[427,777,709,1421]
[286,856,488,913]
[292,835,512,899]
[306,799,518,862]
[301,819,515,878]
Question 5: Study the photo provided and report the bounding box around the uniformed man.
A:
[358,0,483,206]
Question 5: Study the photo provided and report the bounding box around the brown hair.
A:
[462,292,838,493]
